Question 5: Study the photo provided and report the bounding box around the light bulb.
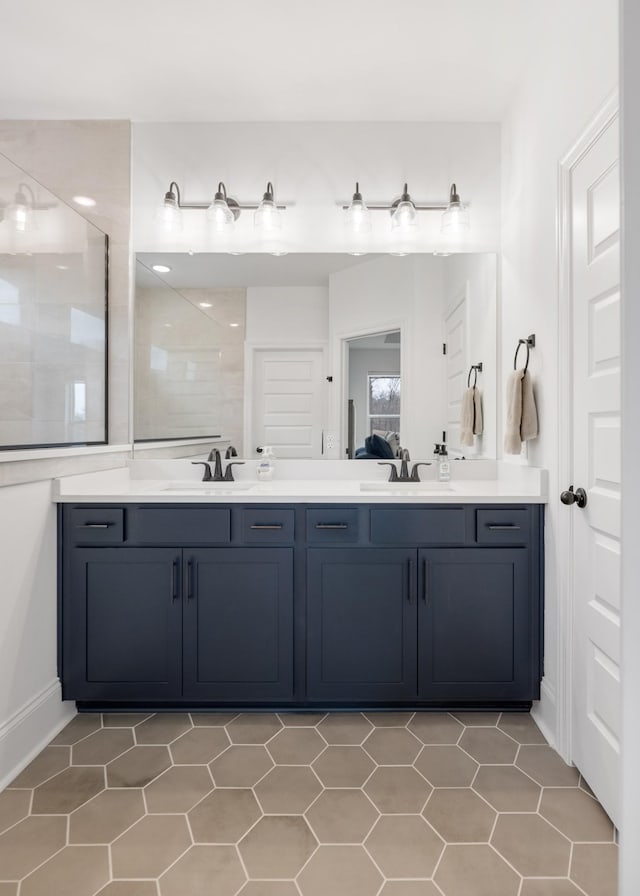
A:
[255,182,281,235]
[207,183,235,234]
[155,184,183,234]
[391,185,418,232]
[345,183,371,235]
[441,183,470,235]
[7,190,31,233]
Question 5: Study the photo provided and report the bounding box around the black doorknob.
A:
[560,485,588,508]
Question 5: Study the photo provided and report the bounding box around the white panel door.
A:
[252,349,324,458]
[444,287,468,451]
[570,112,620,825]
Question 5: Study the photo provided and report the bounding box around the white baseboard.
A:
[0,680,76,791]
[531,678,558,752]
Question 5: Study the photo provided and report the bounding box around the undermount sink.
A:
[160,480,256,492]
[359,480,456,493]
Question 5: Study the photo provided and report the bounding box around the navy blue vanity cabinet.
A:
[306,548,417,701]
[64,548,183,701]
[182,548,294,702]
[418,548,535,702]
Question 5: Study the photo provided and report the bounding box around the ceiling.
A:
[0,1,557,121]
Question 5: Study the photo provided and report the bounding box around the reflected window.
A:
[0,277,20,326]
[368,374,401,434]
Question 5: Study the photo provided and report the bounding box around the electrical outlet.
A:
[324,431,337,450]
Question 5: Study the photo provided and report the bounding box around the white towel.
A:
[460,387,484,447]
[504,370,538,454]
[473,388,483,437]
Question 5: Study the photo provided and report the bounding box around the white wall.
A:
[620,0,640,888]
[245,286,328,344]
[348,347,401,450]
[500,0,618,745]
[132,122,500,254]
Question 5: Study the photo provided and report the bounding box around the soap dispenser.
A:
[438,443,451,482]
[256,445,276,481]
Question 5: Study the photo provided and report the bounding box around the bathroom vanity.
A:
[56,462,545,711]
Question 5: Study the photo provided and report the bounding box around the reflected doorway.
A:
[345,329,401,458]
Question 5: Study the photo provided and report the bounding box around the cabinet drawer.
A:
[476,509,530,544]
[240,509,295,543]
[127,508,230,544]
[307,509,359,542]
[370,508,465,545]
[69,508,124,544]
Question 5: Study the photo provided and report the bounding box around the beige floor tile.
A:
[69,788,145,843]
[144,765,213,813]
[169,727,229,764]
[520,882,583,896]
[570,843,618,896]
[435,844,520,896]
[492,813,571,876]
[516,746,580,786]
[362,712,414,727]
[365,815,444,877]
[72,728,134,765]
[209,745,273,786]
[408,713,464,745]
[423,788,496,842]
[50,714,102,745]
[159,844,245,896]
[317,713,373,745]
[305,789,378,843]
[190,712,239,726]
[102,713,153,728]
[267,728,326,764]
[31,766,105,814]
[20,845,109,896]
[238,883,299,896]
[362,728,422,764]
[0,815,66,880]
[312,746,375,788]
[255,766,322,814]
[297,844,382,896]
[9,746,70,788]
[459,727,519,764]
[277,713,327,727]
[414,745,478,787]
[364,766,432,814]
[239,816,317,878]
[579,775,597,797]
[0,883,18,896]
[473,764,541,811]
[135,713,192,744]
[498,712,546,744]
[226,714,283,744]
[189,788,261,843]
[96,883,158,896]
[107,745,171,787]
[111,815,191,878]
[380,884,441,896]
[0,789,31,834]
[452,712,500,726]
[540,788,614,842]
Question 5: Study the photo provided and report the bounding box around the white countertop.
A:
[53,459,547,504]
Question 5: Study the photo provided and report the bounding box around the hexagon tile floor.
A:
[0,711,617,896]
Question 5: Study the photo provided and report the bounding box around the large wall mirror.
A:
[134,252,497,460]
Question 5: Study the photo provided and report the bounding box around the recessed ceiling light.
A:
[229,322,240,328]
[163,323,172,328]
[72,195,96,207]
[152,264,172,273]
[199,302,212,308]
[56,264,69,270]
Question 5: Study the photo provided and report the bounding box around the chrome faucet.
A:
[398,448,411,481]
[378,447,432,483]
[193,449,245,482]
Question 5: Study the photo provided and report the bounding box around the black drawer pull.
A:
[486,524,521,530]
[315,523,349,530]
[171,559,179,601]
[250,524,283,530]
[78,522,112,529]
[187,558,195,599]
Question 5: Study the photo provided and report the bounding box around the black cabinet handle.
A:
[171,559,179,601]
[250,524,283,530]
[78,522,112,529]
[407,558,414,602]
[422,558,429,604]
[486,524,521,530]
[187,559,195,599]
[315,523,349,530]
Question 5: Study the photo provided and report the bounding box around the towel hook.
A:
[467,362,483,389]
[514,334,536,372]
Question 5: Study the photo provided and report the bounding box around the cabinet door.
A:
[64,548,182,701]
[418,548,534,702]
[307,548,417,702]
[183,548,294,701]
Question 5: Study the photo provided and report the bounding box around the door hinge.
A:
[442,343,447,355]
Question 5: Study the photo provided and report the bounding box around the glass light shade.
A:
[6,192,31,233]
[441,203,470,234]
[207,197,235,233]
[345,197,371,235]
[391,199,418,232]
[155,196,183,233]
[254,198,281,234]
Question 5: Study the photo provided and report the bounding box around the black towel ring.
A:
[467,362,483,388]
[514,334,536,372]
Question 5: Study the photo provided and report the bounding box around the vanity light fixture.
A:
[254,182,282,235]
[151,264,172,273]
[340,182,470,236]
[5,183,36,232]
[390,184,419,233]
[156,181,183,234]
[207,182,238,233]
[441,183,470,234]
[345,182,371,235]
